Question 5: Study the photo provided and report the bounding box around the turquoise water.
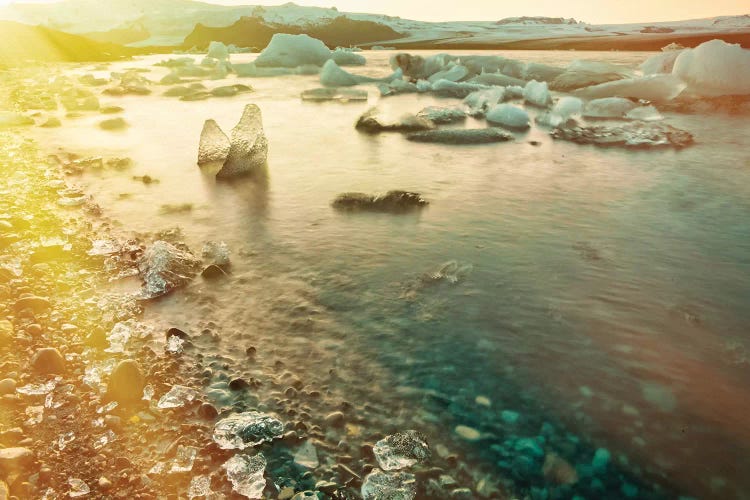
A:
[36,50,750,498]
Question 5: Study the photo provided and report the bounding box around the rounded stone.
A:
[30,347,65,374]
[324,411,345,428]
[0,379,16,395]
[106,359,145,403]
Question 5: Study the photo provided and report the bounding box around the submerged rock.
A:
[31,348,65,374]
[136,241,202,299]
[355,108,435,134]
[107,360,145,404]
[416,106,467,124]
[551,122,694,149]
[301,87,368,103]
[216,104,269,180]
[361,469,416,500]
[197,119,230,165]
[373,430,431,470]
[332,191,428,213]
[406,128,513,145]
[213,411,284,450]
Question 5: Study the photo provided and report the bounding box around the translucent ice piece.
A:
[197,120,230,165]
[223,453,267,499]
[361,469,416,500]
[157,385,201,409]
[373,430,431,471]
[68,478,90,498]
[216,105,269,180]
[213,412,284,450]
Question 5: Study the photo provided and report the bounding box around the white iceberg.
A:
[486,104,530,129]
[207,41,230,61]
[672,39,750,96]
[216,104,269,180]
[197,119,230,165]
[255,33,331,68]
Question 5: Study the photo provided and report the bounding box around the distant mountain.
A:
[0,0,748,50]
[0,20,137,67]
[184,15,404,50]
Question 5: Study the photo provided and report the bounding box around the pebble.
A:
[454,425,481,442]
[592,448,611,472]
[0,480,7,500]
[278,486,295,499]
[107,359,145,403]
[98,477,112,490]
[0,320,12,346]
[0,447,35,474]
[500,410,520,425]
[197,402,218,420]
[13,296,51,312]
[30,347,65,374]
[324,411,345,428]
[0,378,16,395]
[474,395,491,407]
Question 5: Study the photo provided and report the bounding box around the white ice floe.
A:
[672,39,750,96]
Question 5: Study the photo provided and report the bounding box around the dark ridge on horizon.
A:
[183,15,405,50]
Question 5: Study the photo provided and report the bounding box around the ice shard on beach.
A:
[223,453,267,499]
[197,119,230,165]
[212,412,284,450]
[137,241,202,299]
[216,104,269,180]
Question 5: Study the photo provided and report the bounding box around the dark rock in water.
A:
[99,117,127,130]
[100,106,124,114]
[406,128,513,145]
[229,378,250,391]
[30,347,65,374]
[198,402,219,420]
[355,107,435,134]
[166,327,189,340]
[136,240,202,299]
[201,264,227,280]
[551,122,694,149]
[107,359,145,404]
[332,191,428,213]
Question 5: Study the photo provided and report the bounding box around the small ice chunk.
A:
[431,79,487,98]
[207,41,229,61]
[189,475,212,498]
[213,411,284,450]
[223,453,267,499]
[137,241,202,299]
[216,104,269,180]
[197,120,230,165]
[170,445,198,473]
[157,385,201,409]
[17,379,57,395]
[202,241,230,267]
[626,105,663,122]
[464,87,505,116]
[552,96,583,120]
[331,48,366,66]
[552,60,632,91]
[373,430,431,470]
[294,440,319,469]
[361,469,417,500]
[416,106,466,124]
[523,80,551,107]
[673,39,750,96]
[583,97,636,119]
[320,60,373,87]
[68,478,90,498]
[468,72,525,87]
[255,34,331,68]
[427,64,469,84]
[25,406,44,425]
[486,104,530,129]
[56,431,75,451]
[165,335,185,354]
[574,75,686,102]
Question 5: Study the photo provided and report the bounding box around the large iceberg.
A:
[486,104,530,129]
[216,104,269,180]
[672,39,750,96]
[254,34,331,68]
[574,75,686,102]
[197,119,230,165]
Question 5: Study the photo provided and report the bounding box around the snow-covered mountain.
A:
[0,0,748,48]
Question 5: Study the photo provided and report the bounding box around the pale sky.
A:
[1,0,748,24]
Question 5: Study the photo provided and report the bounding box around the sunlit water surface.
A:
[33,50,750,499]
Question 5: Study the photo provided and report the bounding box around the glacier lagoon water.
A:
[35,50,750,498]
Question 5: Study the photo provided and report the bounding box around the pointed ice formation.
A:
[197,119,230,165]
[216,104,269,180]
